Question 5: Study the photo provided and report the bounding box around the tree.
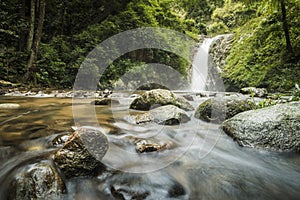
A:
[241,0,293,54]
[25,0,46,85]
[279,0,293,54]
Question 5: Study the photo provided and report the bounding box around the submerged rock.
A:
[133,138,174,153]
[53,128,108,178]
[240,87,268,97]
[195,95,256,123]
[130,89,194,111]
[182,95,194,101]
[0,103,20,109]
[8,161,66,200]
[99,171,188,200]
[91,98,119,105]
[135,105,191,125]
[221,101,300,152]
[134,139,162,153]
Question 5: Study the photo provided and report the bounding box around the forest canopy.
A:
[0,0,299,91]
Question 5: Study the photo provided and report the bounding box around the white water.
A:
[191,38,214,91]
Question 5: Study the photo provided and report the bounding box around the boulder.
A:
[8,162,66,200]
[130,89,193,111]
[135,105,191,125]
[134,138,165,153]
[240,87,268,97]
[221,101,300,152]
[194,95,256,123]
[182,95,194,101]
[53,128,108,178]
[91,98,119,105]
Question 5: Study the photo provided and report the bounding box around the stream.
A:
[0,92,300,199]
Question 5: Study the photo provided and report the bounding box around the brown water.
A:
[0,94,300,199]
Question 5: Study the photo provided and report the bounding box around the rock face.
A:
[209,34,234,73]
[53,128,108,178]
[240,87,268,97]
[194,95,256,123]
[91,98,119,105]
[8,162,66,200]
[135,105,191,125]
[221,101,300,152]
[207,34,234,91]
[130,89,194,111]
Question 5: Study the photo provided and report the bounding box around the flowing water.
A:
[0,94,300,200]
[191,38,214,91]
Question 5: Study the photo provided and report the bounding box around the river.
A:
[0,93,300,199]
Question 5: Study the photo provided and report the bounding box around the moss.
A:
[194,97,256,123]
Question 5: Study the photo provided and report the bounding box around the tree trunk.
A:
[32,0,46,85]
[25,0,46,85]
[27,0,35,51]
[280,0,293,54]
[25,0,36,83]
[18,0,28,51]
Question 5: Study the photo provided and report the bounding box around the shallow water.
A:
[0,93,300,199]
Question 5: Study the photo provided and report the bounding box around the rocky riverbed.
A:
[0,88,299,199]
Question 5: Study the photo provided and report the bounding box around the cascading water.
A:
[191,38,215,91]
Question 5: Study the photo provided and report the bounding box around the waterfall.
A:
[191,38,214,91]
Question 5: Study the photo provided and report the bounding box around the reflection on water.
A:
[0,94,300,199]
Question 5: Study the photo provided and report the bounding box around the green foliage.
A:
[1,0,298,92]
[209,0,256,35]
[0,0,199,88]
[220,0,300,92]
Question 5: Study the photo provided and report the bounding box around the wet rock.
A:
[99,171,188,200]
[196,92,217,97]
[8,161,66,200]
[209,34,234,73]
[0,89,7,95]
[132,138,175,153]
[129,93,140,99]
[0,103,20,109]
[53,128,108,178]
[52,133,71,147]
[195,95,256,123]
[135,105,191,125]
[168,182,186,198]
[102,89,112,98]
[221,101,300,152]
[91,98,120,105]
[208,34,234,90]
[130,89,193,111]
[240,87,268,97]
[182,95,194,101]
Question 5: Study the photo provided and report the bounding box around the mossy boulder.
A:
[8,161,66,200]
[135,105,191,125]
[194,95,256,123]
[240,87,268,97]
[130,89,194,111]
[53,128,108,178]
[91,98,120,105]
[221,101,300,152]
